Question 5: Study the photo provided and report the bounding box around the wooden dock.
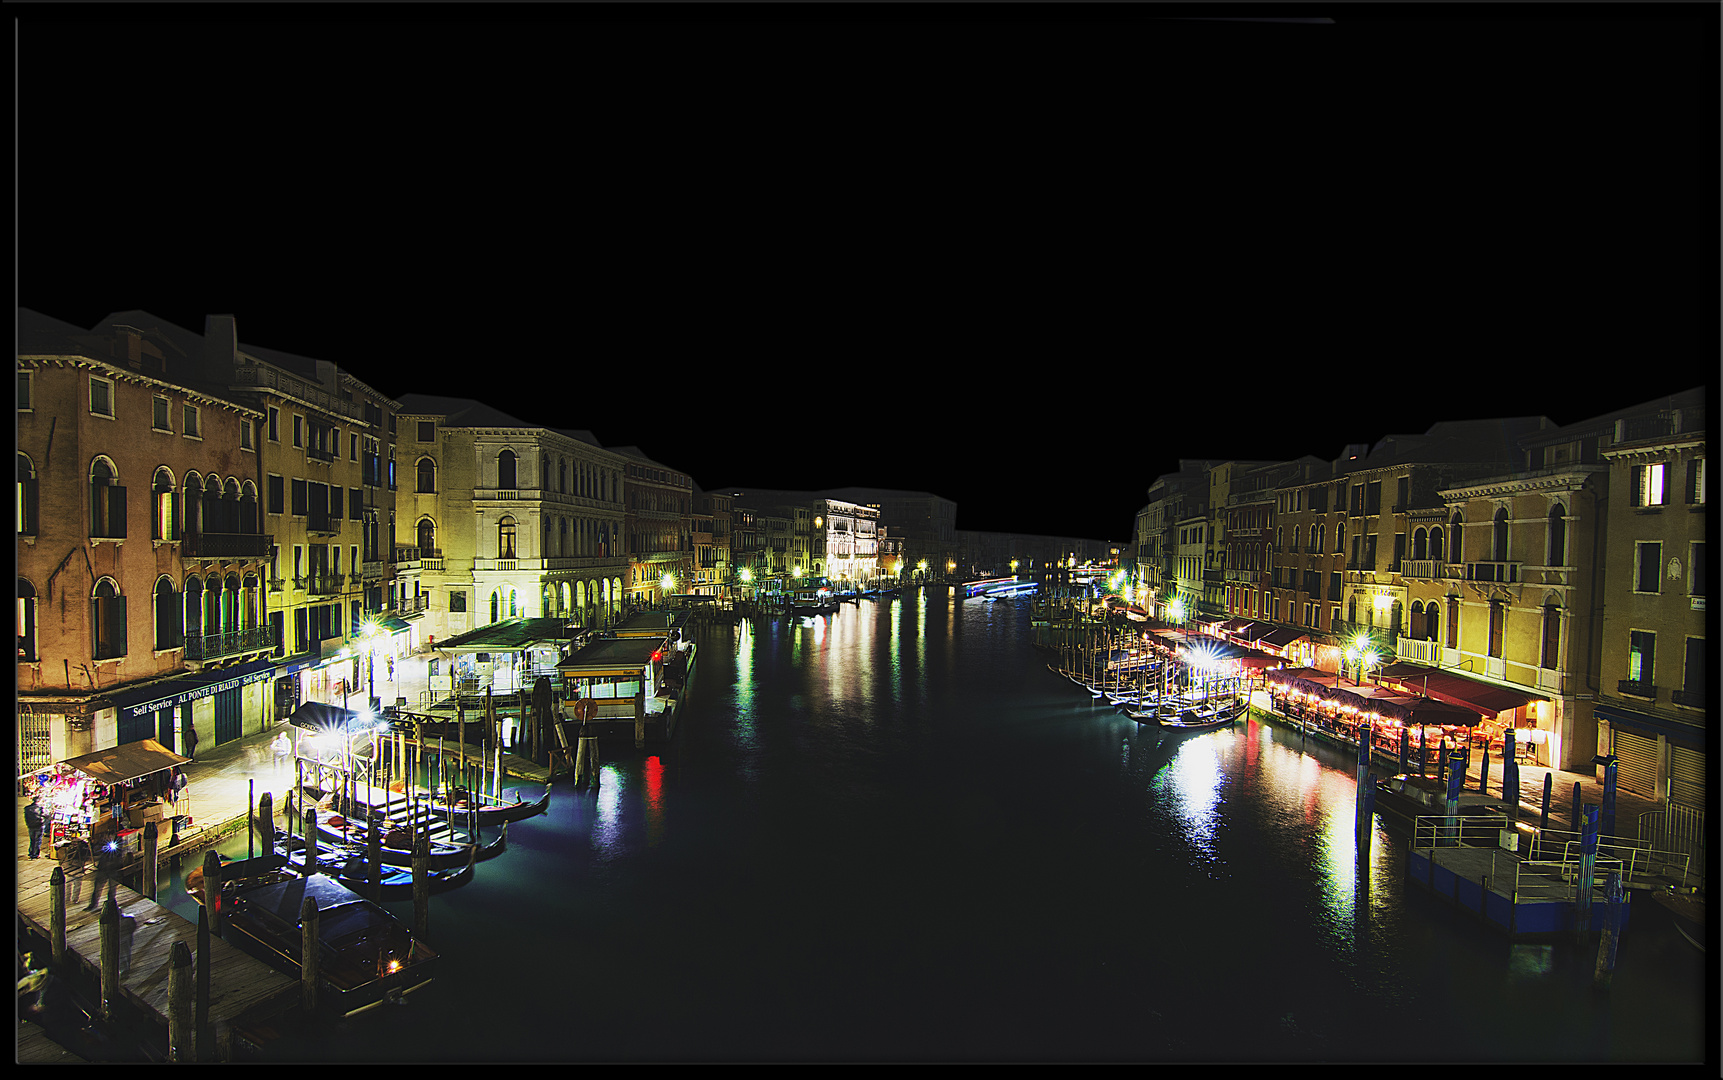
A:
[16,856,298,1060]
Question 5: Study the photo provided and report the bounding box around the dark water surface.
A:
[166,591,1710,1062]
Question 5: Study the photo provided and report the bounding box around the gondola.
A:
[280,840,478,900]
[1155,698,1246,733]
[423,784,550,826]
[259,829,481,896]
[311,814,507,868]
[207,870,438,1017]
[261,813,482,871]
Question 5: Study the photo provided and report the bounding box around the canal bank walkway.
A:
[1245,696,1677,868]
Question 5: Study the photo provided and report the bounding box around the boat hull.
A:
[215,872,437,1016]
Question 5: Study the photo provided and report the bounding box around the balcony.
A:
[306,445,336,464]
[184,626,272,662]
[307,514,341,537]
[183,532,274,559]
[387,594,430,617]
[307,573,344,596]
[1672,687,1705,709]
[1617,679,1657,700]
[361,560,385,580]
[1396,637,1442,664]
[232,364,365,421]
[1399,559,1455,582]
[1465,561,1521,584]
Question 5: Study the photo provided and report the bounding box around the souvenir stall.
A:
[37,738,192,862]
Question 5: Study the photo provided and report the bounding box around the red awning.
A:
[1376,663,1543,720]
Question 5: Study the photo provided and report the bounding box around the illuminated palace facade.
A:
[393,395,632,639]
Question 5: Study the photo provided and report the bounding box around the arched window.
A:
[507,587,518,618]
[92,577,127,659]
[154,468,178,541]
[183,575,203,646]
[559,517,568,556]
[498,449,517,490]
[154,576,181,651]
[1447,598,1460,649]
[1390,599,1403,638]
[489,590,500,624]
[499,516,517,559]
[1492,507,1509,563]
[559,458,567,494]
[1410,600,1425,640]
[17,454,38,535]
[416,457,436,494]
[1541,597,1562,669]
[1412,527,1427,561]
[223,478,242,534]
[242,573,260,629]
[1429,525,1445,564]
[417,518,435,553]
[1334,520,1345,555]
[182,472,202,537]
[17,578,39,661]
[1547,504,1567,567]
[203,474,222,537]
[240,481,260,534]
[1449,512,1464,564]
[540,457,551,491]
[90,458,125,538]
[223,573,241,633]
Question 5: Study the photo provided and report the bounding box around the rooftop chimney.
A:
[204,314,238,373]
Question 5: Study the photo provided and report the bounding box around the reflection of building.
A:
[1591,389,1707,805]
[17,310,274,769]
[394,395,630,639]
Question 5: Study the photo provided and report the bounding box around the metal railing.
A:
[1640,806,1706,883]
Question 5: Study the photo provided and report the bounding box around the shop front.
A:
[29,738,192,865]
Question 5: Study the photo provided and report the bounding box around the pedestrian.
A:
[84,830,121,912]
[61,835,89,905]
[272,730,292,771]
[24,793,45,858]
[386,655,395,682]
[184,723,199,761]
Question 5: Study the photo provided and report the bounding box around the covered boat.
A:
[213,871,437,1016]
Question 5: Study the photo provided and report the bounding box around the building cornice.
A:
[20,354,266,419]
[1600,437,1706,462]
[1439,468,1603,501]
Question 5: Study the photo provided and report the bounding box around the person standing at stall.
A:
[24,793,45,859]
[83,827,121,911]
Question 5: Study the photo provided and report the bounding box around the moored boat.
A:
[311,813,507,868]
[423,784,550,825]
[213,871,438,1016]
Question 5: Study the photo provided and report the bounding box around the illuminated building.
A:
[393,395,630,637]
[1590,389,1706,806]
[17,309,274,768]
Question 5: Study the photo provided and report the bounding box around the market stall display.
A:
[32,739,193,864]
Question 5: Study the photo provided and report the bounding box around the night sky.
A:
[17,8,1716,542]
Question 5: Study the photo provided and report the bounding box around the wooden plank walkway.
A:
[16,854,298,1058]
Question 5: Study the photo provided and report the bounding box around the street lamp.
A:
[1344,633,1379,686]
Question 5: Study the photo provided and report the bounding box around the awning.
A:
[286,701,363,732]
[1250,626,1310,651]
[59,739,189,785]
[378,615,413,634]
[1217,618,1256,634]
[1595,701,1707,751]
[103,659,277,721]
[1375,663,1545,719]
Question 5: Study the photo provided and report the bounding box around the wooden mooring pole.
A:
[99,894,121,1022]
[50,866,67,968]
[143,819,159,900]
[300,896,321,1018]
[413,825,430,937]
[168,939,194,1061]
[1595,870,1626,987]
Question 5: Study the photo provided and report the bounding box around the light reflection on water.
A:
[167,594,1707,1062]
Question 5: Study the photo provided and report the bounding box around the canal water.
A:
[164,590,1709,1061]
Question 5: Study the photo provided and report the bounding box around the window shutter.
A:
[110,485,128,538]
[111,595,128,656]
[1630,464,1644,507]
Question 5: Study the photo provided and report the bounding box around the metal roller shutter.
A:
[1669,746,1705,809]
[1613,728,1660,799]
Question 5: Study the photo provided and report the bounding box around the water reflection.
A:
[591,762,627,860]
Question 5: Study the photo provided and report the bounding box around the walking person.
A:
[272,729,292,773]
[84,829,122,912]
[184,722,199,762]
[24,792,45,859]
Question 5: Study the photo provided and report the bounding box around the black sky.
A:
[17,7,1717,541]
